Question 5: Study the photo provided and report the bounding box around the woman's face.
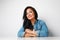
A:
[26,8,35,20]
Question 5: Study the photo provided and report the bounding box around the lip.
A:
[28,15,32,18]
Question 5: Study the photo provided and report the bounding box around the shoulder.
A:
[37,19,46,25]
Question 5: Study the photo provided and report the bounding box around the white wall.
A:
[0,0,60,37]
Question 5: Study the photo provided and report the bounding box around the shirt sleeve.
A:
[17,26,25,37]
[36,20,48,37]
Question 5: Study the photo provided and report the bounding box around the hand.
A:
[24,29,37,37]
[25,29,31,34]
[24,32,37,37]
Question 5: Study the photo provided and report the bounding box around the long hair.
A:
[23,6,38,31]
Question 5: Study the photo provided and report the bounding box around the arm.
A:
[36,21,48,37]
[24,29,37,37]
[17,26,25,37]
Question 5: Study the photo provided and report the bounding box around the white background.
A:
[0,0,60,38]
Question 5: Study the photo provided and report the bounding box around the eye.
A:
[29,11,32,13]
[26,10,33,15]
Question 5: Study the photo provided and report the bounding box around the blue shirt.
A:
[17,19,48,37]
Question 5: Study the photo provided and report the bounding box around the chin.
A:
[28,18,33,20]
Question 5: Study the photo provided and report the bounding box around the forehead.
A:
[26,8,33,11]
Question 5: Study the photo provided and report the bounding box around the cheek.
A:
[27,13,34,19]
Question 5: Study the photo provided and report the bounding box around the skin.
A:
[24,29,37,37]
[24,8,37,37]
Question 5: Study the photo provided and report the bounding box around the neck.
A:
[30,18,36,26]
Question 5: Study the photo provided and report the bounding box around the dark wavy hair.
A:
[23,6,38,31]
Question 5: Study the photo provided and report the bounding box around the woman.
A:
[17,6,48,37]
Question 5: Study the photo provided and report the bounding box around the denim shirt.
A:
[17,19,48,37]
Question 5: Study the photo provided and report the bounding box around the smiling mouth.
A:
[28,15,32,18]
